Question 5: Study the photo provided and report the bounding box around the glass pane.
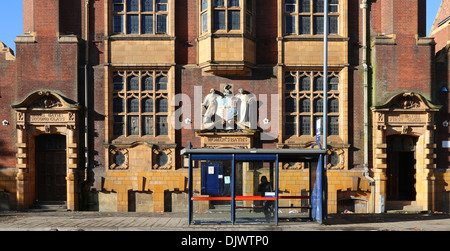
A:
[300,16,310,34]
[156,0,168,11]
[127,0,139,11]
[128,98,139,113]
[229,10,240,30]
[114,116,124,135]
[143,98,154,113]
[142,0,153,12]
[202,0,208,11]
[142,15,154,34]
[329,116,339,135]
[128,116,140,135]
[157,116,168,135]
[214,10,226,30]
[300,98,310,113]
[329,98,339,113]
[285,74,296,91]
[114,0,124,12]
[127,14,139,34]
[246,0,252,12]
[314,76,323,91]
[113,75,124,91]
[228,0,240,7]
[156,75,167,90]
[300,116,310,135]
[113,98,124,113]
[143,75,153,90]
[285,0,296,13]
[285,96,296,113]
[314,98,323,113]
[214,0,225,7]
[246,13,252,33]
[313,16,324,34]
[329,0,339,12]
[157,98,168,113]
[285,15,296,34]
[330,16,338,34]
[285,116,297,136]
[128,76,139,90]
[156,14,167,33]
[300,76,310,91]
[113,15,124,33]
[202,12,208,33]
[143,116,154,135]
[329,76,339,90]
[314,0,324,13]
[300,0,310,12]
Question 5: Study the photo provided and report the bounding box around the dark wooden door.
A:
[35,134,67,202]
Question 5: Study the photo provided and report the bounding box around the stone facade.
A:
[0,0,448,214]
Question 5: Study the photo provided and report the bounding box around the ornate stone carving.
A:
[152,147,173,170]
[201,86,256,131]
[30,91,63,109]
[109,148,129,170]
[282,162,305,170]
[327,148,345,170]
[395,93,421,109]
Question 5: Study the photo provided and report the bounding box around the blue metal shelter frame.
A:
[181,146,327,225]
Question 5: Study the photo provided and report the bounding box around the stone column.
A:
[15,114,28,210]
[373,123,387,213]
[66,124,78,210]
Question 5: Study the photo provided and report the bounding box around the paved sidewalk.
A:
[0,211,449,231]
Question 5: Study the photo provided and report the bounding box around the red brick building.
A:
[0,0,448,214]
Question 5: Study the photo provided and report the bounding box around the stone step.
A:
[29,201,67,212]
[386,201,427,213]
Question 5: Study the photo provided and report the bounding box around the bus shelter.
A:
[181,146,327,225]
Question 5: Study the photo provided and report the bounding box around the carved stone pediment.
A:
[372,92,441,112]
[12,91,80,111]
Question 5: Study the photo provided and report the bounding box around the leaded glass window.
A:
[284,0,339,35]
[112,70,169,137]
[284,70,340,137]
[112,0,168,35]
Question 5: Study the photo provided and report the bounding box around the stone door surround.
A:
[12,91,81,210]
[371,92,441,212]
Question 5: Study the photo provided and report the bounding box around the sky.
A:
[0,0,444,54]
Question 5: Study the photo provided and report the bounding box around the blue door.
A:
[201,162,224,196]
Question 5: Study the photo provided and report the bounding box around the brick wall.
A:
[0,43,18,209]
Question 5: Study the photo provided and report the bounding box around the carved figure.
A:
[202,89,220,125]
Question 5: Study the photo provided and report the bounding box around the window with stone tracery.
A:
[112,70,169,137]
[284,70,340,137]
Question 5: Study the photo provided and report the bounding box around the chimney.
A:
[23,0,60,37]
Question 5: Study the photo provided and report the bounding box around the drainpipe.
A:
[361,0,375,213]
[84,0,90,181]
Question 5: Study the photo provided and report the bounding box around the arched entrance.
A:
[372,92,441,213]
[386,134,417,201]
[35,134,67,202]
[12,91,81,210]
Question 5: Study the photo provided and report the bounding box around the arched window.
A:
[128,76,139,91]
[156,98,168,113]
[143,98,153,113]
[128,98,139,113]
